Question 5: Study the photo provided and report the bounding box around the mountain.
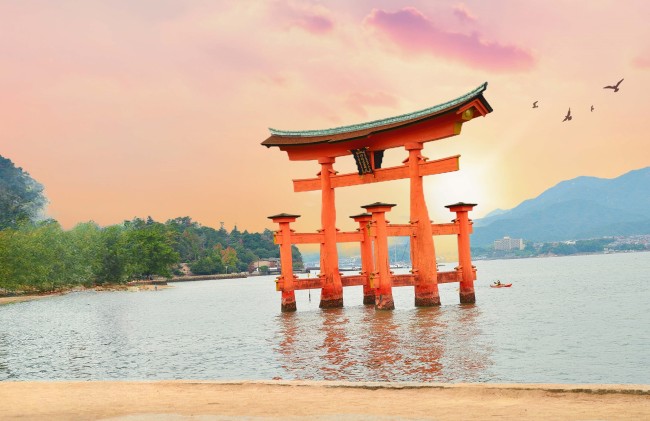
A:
[471,167,650,246]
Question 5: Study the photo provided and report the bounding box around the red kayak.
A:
[490,283,512,288]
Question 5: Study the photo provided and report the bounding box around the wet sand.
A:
[0,293,62,305]
[1,381,648,420]
[0,285,172,306]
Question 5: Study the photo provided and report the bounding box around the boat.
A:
[490,283,512,288]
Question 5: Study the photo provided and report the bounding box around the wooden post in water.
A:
[318,157,343,308]
[446,203,477,304]
[350,213,374,305]
[362,202,396,310]
[406,143,441,307]
[268,213,300,312]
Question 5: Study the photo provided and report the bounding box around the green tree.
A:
[0,155,47,230]
[94,225,129,284]
[122,218,180,279]
[189,247,225,275]
[221,246,239,273]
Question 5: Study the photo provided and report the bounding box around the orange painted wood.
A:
[293,155,459,192]
[278,231,364,245]
[318,157,343,307]
[437,270,463,284]
[341,275,366,287]
[392,274,416,287]
[294,278,324,290]
[287,233,324,244]
[406,145,440,306]
[280,114,462,161]
[431,223,460,235]
[336,231,363,243]
[291,270,464,290]
[385,222,461,237]
[386,224,412,236]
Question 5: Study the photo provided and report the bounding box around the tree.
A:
[0,156,47,230]
[189,247,224,275]
[122,218,180,279]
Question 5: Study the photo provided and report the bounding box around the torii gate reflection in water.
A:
[262,83,493,312]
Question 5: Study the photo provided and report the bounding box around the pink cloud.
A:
[345,91,398,117]
[632,54,650,69]
[453,3,477,24]
[271,1,334,35]
[364,7,535,72]
[296,14,334,34]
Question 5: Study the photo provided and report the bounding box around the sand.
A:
[0,381,648,420]
[0,285,172,306]
[0,293,61,305]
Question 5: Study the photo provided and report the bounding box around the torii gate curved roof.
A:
[262,83,492,153]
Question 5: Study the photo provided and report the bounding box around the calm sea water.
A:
[1,252,648,383]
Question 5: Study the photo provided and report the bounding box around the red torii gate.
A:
[263,83,493,312]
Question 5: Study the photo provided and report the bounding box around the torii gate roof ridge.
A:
[263,82,491,147]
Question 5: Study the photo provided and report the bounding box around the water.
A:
[1,252,648,383]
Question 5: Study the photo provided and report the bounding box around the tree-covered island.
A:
[0,155,302,295]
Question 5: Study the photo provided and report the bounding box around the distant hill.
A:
[471,167,650,246]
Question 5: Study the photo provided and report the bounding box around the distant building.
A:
[252,258,280,273]
[493,236,524,251]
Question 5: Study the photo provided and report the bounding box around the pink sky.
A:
[2,1,649,257]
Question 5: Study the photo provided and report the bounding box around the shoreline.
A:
[1,381,648,420]
[0,283,173,306]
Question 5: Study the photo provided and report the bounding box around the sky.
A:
[2,1,649,258]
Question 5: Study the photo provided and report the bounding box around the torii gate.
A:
[263,83,493,311]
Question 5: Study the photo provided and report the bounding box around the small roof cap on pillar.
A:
[349,212,372,220]
[362,202,397,210]
[445,202,477,210]
[267,213,301,220]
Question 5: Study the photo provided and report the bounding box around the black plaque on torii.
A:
[352,148,373,175]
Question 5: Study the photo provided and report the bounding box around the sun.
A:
[424,165,493,219]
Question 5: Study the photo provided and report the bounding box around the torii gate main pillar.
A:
[406,143,441,307]
[318,157,343,308]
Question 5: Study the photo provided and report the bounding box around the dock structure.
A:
[263,83,493,311]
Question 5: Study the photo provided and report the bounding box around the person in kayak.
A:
[494,280,501,286]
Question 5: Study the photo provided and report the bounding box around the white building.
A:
[493,236,525,251]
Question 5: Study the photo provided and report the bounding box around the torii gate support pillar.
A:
[351,213,374,305]
[446,202,477,304]
[268,213,300,312]
[318,157,343,308]
[406,143,441,307]
[363,202,396,310]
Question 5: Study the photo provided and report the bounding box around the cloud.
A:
[271,1,334,34]
[364,7,535,72]
[632,53,650,69]
[453,3,477,24]
[344,91,398,117]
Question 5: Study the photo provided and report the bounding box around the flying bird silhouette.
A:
[591,105,594,112]
[562,108,572,122]
[532,101,539,108]
[603,78,624,92]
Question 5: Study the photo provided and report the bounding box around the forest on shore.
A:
[0,155,301,294]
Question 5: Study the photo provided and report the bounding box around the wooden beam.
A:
[387,224,411,236]
[431,223,459,236]
[293,155,460,192]
[336,231,363,243]
[288,232,324,244]
[288,270,466,291]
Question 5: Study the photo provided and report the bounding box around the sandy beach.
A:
[1,381,648,420]
[0,284,172,306]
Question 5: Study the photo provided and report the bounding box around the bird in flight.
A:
[563,108,572,122]
[591,105,594,112]
[532,101,539,108]
[603,78,624,92]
